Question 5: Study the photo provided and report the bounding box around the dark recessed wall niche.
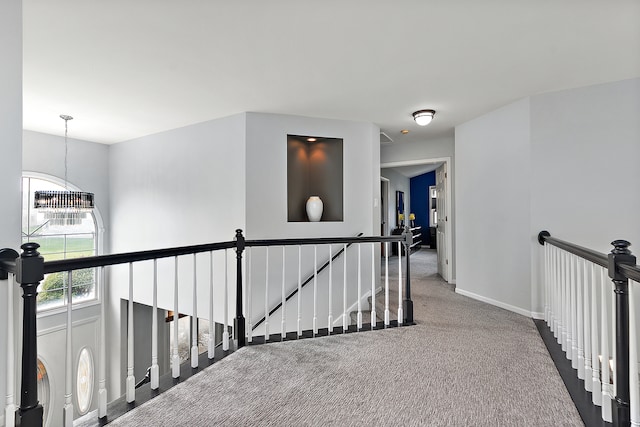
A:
[287,134,343,222]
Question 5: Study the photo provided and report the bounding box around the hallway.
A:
[107,249,582,426]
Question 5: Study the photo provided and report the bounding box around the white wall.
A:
[0,1,22,424]
[109,113,246,312]
[22,130,111,252]
[455,98,532,315]
[455,78,640,317]
[245,113,380,332]
[529,78,640,314]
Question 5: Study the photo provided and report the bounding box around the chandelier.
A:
[34,115,95,225]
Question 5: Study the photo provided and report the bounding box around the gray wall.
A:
[455,78,640,316]
[22,130,111,253]
[0,1,22,424]
[245,113,381,332]
[455,98,532,314]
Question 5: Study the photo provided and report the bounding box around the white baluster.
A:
[601,266,613,422]
[151,260,159,389]
[246,249,252,344]
[629,280,639,427]
[357,244,362,330]
[576,257,585,379]
[384,242,390,327]
[571,255,580,371]
[583,260,593,392]
[544,243,549,323]
[566,252,574,361]
[209,251,217,355]
[313,245,318,335]
[561,251,568,352]
[264,247,270,341]
[191,254,198,368]
[343,244,348,332]
[591,263,602,405]
[63,271,74,425]
[398,242,403,325]
[371,242,376,329]
[552,246,559,335]
[297,246,302,337]
[172,257,180,378]
[5,274,16,427]
[223,249,229,350]
[281,246,286,340]
[547,245,557,332]
[126,264,135,403]
[328,245,333,334]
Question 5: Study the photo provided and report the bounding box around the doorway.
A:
[380,157,453,283]
[380,177,389,256]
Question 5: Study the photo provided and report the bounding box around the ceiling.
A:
[382,163,443,179]
[23,1,640,145]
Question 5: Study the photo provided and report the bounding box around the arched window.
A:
[22,175,100,310]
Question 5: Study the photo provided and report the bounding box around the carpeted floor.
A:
[108,249,583,426]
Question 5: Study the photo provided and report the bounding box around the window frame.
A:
[22,172,104,316]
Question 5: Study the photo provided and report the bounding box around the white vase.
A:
[306,196,323,222]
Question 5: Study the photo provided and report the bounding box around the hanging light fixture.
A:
[412,109,436,126]
[34,115,95,225]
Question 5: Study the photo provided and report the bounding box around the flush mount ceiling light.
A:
[412,109,436,126]
[34,115,95,225]
[306,137,317,142]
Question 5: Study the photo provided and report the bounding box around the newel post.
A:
[234,230,246,348]
[608,240,635,427]
[402,226,414,324]
[15,243,44,427]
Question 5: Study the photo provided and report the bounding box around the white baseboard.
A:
[448,278,456,285]
[531,311,545,320]
[455,288,535,318]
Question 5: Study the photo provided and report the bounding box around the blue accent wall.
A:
[410,171,436,244]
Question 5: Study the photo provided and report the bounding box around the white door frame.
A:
[380,157,453,283]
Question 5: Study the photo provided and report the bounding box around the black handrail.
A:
[42,240,236,274]
[252,233,364,330]
[0,229,414,427]
[537,230,608,268]
[538,230,637,426]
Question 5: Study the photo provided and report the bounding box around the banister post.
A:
[15,242,44,427]
[608,240,635,427]
[234,230,246,348]
[402,226,413,324]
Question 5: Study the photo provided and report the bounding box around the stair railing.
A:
[0,228,415,427]
[245,231,414,342]
[251,232,364,331]
[538,231,640,427]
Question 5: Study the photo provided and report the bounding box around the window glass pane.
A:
[76,348,94,414]
[22,176,98,310]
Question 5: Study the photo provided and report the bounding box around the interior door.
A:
[436,164,448,281]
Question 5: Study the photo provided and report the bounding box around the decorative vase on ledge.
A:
[306,196,323,222]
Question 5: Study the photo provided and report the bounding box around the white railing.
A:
[246,239,409,343]
[1,231,413,427]
[541,232,640,426]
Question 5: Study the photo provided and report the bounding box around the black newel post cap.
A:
[538,230,550,245]
[608,240,636,281]
[0,248,20,280]
[235,229,245,252]
[16,243,44,285]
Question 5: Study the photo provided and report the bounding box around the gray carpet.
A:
[109,249,583,426]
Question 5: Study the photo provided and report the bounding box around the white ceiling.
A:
[23,1,640,145]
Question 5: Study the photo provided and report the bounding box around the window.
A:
[22,175,99,310]
[76,348,94,414]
